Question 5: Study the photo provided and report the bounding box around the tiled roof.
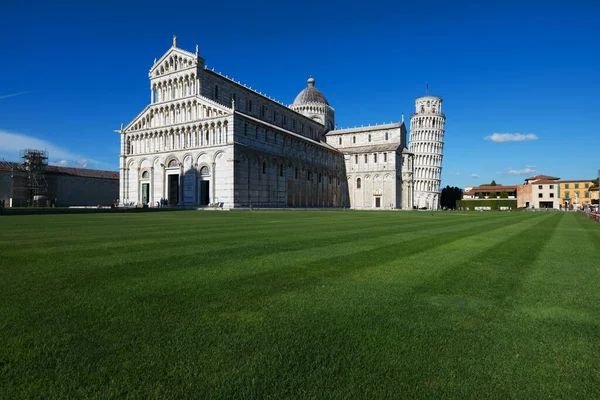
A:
[589,187,599,192]
[559,179,596,183]
[464,185,518,195]
[338,143,401,154]
[0,161,119,180]
[534,180,559,184]
[525,174,560,181]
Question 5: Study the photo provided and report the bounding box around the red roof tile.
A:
[525,174,560,181]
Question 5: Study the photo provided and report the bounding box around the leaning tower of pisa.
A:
[409,95,445,210]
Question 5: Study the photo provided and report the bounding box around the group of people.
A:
[158,198,169,208]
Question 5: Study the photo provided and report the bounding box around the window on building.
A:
[538,185,543,189]
[261,105,266,117]
[565,191,570,198]
[214,85,219,100]
[384,153,387,162]
[141,171,149,179]
[385,132,389,140]
[538,193,543,198]
[549,185,554,189]
[280,164,284,177]
[353,136,356,144]
[244,124,248,136]
[585,183,589,188]
[295,167,298,179]
[283,115,287,126]
[292,119,296,129]
[585,192,590,198]
[364,154,368,163]
[318,173,322,183]
[368,134,371,142]
[575,183,579,189]
[550,193,554,198]
[374,154,377,163]
[262,162,266,174]
[356,178,361,189]
[338,137,342,145]
[307,171,311,181]
[247,99,253,112]
[565,184,570,189]
[355,155,358,164]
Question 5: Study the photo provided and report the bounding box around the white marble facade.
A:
[118,38,444,209]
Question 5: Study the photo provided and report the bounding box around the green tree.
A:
[593,178,599,188]
[440,186,464,209]
[490,180,497,186]
[478,192,485,199]
[489,191,497,198]
[500,191,509,198]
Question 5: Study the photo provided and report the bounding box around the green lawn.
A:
[1,211,599,398]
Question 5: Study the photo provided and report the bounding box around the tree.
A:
[478,192,485,199]
[593,178,599,188]
[500,191,509,198]
[489,191,497,198]
[440,185,464,209]
[490,180,497,186]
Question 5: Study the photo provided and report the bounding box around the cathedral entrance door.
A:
[141,183,149,205]
[199,180,210,206]
[375,197,381,208]
[168,175,179,205]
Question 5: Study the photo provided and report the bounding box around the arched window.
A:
[200,166,209,175]
[385,132,389,140]
[374,154,377,163]
[141,171,149,179]
[353,136,356,144]
[355,155,358,164]
[357,178,361,189]
[168,159,178,168]
[368,134,371,142]
[364,154,368,163]
[338,137,342,145]
[421,105,425,113]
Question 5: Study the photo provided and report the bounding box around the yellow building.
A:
[558,180,596,209]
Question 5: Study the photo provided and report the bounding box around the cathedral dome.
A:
[292,75,329,106]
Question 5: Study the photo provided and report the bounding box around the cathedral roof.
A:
[339,143,401,154]
[292,75,329,106]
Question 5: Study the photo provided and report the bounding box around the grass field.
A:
[1,210,599,398]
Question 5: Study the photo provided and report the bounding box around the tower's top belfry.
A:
[414,95,443,115]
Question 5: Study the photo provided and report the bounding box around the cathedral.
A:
[118,37,445,209]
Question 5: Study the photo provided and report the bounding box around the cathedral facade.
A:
[118,38,445,210]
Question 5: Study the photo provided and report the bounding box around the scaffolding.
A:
[16,149,49,207]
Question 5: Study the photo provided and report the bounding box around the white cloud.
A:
[484,133,538,143]
[526,165,536,168]
[49,160,69,167]
[472,174,480,179]
[0,91,30,100]
[0,129,112,169]
[448,171,460,176]
[507,167,536,175]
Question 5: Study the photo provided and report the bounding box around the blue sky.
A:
[1,0,598,188]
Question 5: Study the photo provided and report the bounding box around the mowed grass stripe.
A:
[182,213,561,398]
[1,211,598,398]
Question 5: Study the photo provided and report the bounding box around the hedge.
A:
[456,199,518,210]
